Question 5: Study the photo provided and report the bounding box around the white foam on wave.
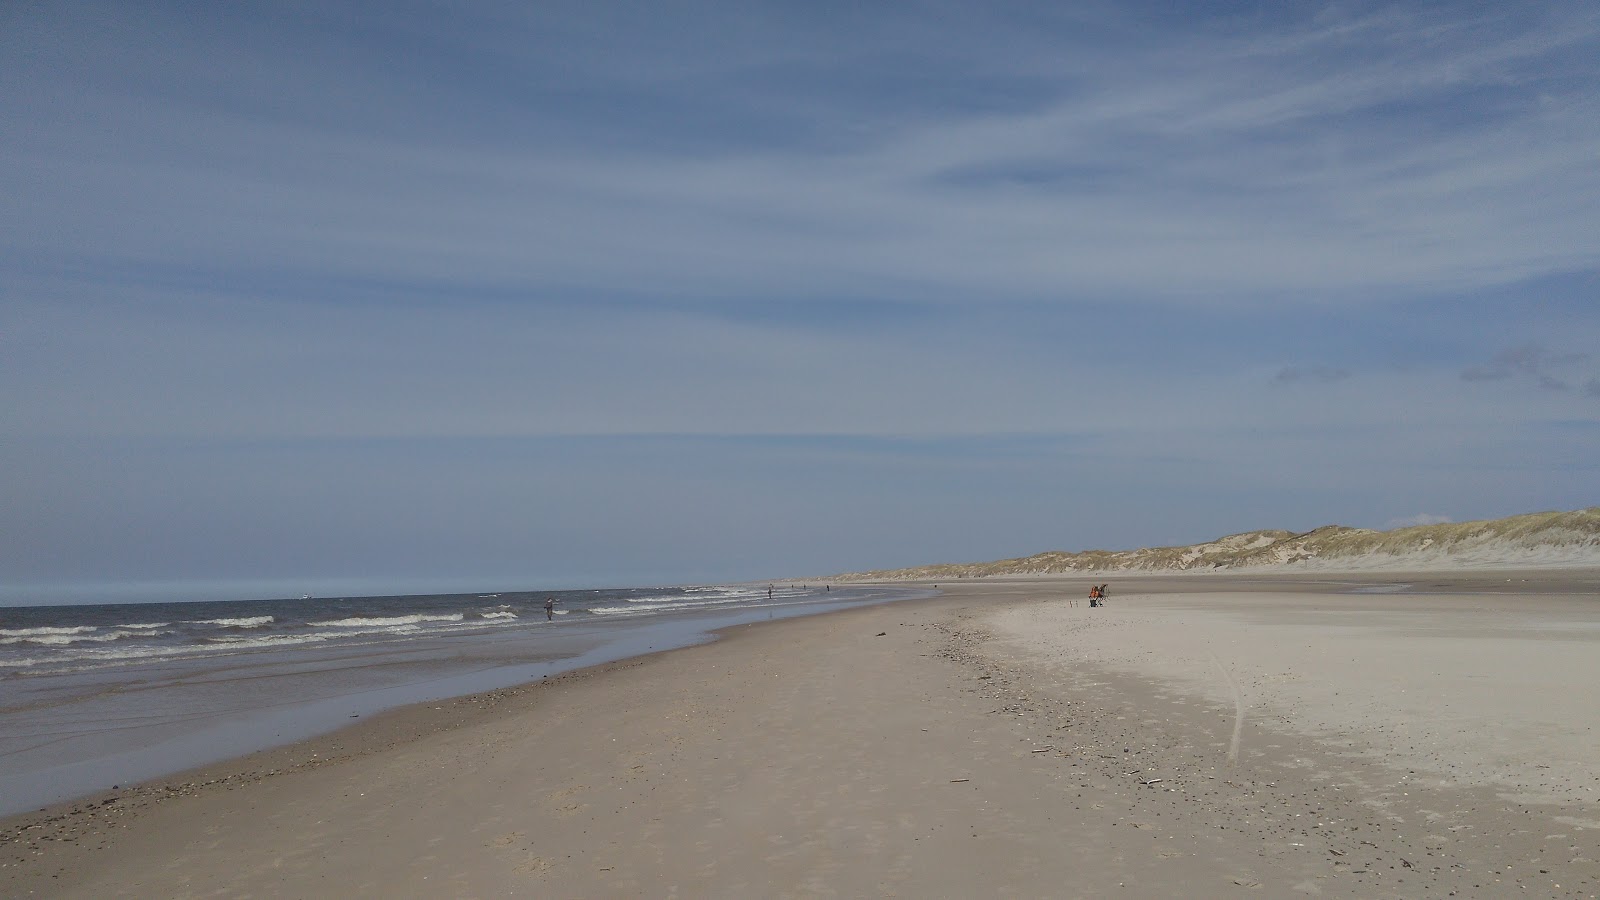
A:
[2,632,334,672]
[590,593,757,617]
[0,625,98,638]
[205,632,336,647]
[191,616,275,628]
[480,611,518,620]
[3,629,152,646]
[1,610,510,675]
[206,618,477,646]
[616,587,758,608]
[316,613,466,628]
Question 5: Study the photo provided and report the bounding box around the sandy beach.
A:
[5,571,1599,898]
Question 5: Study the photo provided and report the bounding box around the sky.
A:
[3,0,1598,603]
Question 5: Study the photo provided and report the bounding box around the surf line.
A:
[1208,649,1246,766]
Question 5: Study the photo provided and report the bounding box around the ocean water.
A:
[0,582,930,816]
[0,584,845,675]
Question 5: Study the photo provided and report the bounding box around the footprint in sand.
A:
[489,831,524,849]
[514,856,554,875]
[547,785,587,803]
[546,785,590,815]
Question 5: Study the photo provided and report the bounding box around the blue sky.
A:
[3,1,1598,603]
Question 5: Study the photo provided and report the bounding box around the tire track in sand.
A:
[1208,649,1245,765]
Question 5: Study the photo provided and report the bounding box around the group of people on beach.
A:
[1088,584,1109,608]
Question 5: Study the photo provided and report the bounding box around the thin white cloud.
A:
[3,4,1596,306]
[1462,344,1596,393]
[7,279,1596,443]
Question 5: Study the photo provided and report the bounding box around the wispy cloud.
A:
[3,3,1597,306]
[1462,344,1595,392]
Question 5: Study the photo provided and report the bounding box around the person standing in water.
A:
[544,597,556,620]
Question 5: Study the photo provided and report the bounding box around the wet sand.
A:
[3,570,1598,897]
[0,586,914,819]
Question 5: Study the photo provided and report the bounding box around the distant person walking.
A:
[544,597,556,621]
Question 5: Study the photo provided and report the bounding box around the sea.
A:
[0,582,931,817]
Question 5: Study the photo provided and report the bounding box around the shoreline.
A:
[5,571,1598,897]
[0,585,926,818]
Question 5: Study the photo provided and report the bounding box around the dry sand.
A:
[4,571,1599,898]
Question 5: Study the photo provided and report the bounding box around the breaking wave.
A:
[2,629,157,646]
[190,616,275,628]
[316,613,466,628]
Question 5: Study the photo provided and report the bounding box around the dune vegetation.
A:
[835,507,1600,580]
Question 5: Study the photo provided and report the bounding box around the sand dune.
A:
[837,507,1600,580]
